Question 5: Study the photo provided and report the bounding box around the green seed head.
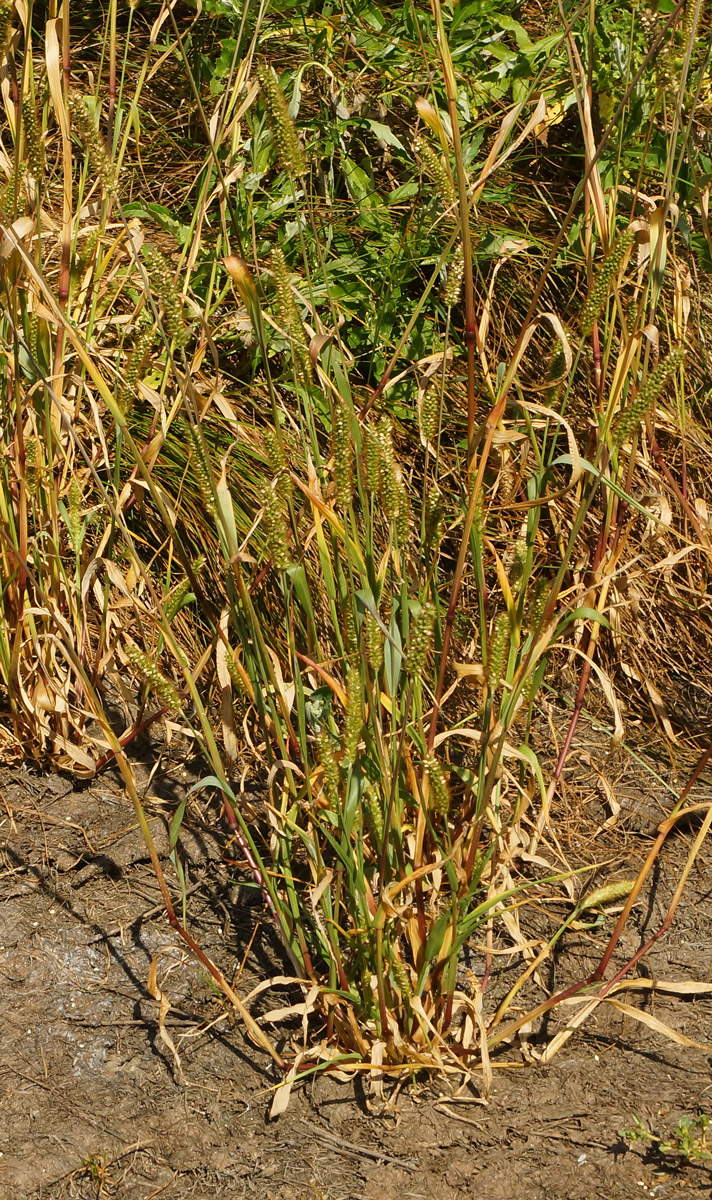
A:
[581,228,635,336]
[317,728,340,809]
[263,425,293,503]
[343,665,363,764]
[414,134,456,211]
[424,484,444,551]
[507,529,528,593]
[258,63,306,178]
[611,347,685,448]
[331,403,353,509]
[425,753,450,817]
[164,577,191,623]
[125,643,182,711]
[363,610,383,674]
[391,956,413,1001]
[418,383,440,445]
[579,879,635,911]
[470,487,486,557]
[67,91,117,192]
[364,426,382,493]
[141,245,187,349]
[187,426,217,517]
[260,481,292,572]
[365,787,384,844]
[0,162,26,221]
[545,341,567,406]
[443,242,465,306]
[526,577,549,632]
[225,650,246,696]
[24,437,39,496]
[21,97,44,180]
[120,322,156,415]
[341,601,359,661]
[270,246,312,383]
[0,0,14,49]
[407,601,436,678]
[487,612,510,689]
[66,478,83,550]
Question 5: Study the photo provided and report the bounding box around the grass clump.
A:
[0,0,711,1080]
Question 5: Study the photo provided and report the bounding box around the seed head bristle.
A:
[363,611,383,674]
[343,665,363,764]
[487,612,510,689]
[67,91,117,192]
[270,247,312,383]
[258,63,306,177]
[141,245,188,349]
[21,97,44,180]
[580,228,635,336]
[424,754,450,817]
[611,347,685,448]
[424,484,444,551]
[331,402,353,509]
[260,481,292,571]
[126,643,182,711]
[407,602,436,678]
[414,134,456,211]
[317,728,340,809]
[443,242,465,306]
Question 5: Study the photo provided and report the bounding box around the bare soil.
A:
[1,753,711,1200]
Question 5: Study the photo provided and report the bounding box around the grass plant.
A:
[1,0,711,1081]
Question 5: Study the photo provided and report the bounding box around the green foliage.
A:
[620,1113,712,1165]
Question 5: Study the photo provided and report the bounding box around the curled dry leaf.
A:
[147,950,187,1084]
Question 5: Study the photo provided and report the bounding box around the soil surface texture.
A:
[1,759,711,1200]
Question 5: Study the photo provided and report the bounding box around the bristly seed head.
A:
[21,97,44,180]
[424,484,444,551]
[407,601,436,678]
[317,728,340,809]
[0,0,14,51]
[263,424,293,503]
[258,62,306,178]
[611,347,685,448]
[343,665,363,764]
[141,245,188,349]
[363,610,383,674]
[580,228,635,336]
[163,577,192,624]
[443,242,465,307]
[270,246,312,383]
[187,426,217,518]
[418,382,440,445]
[424,753,450,817]
[67,91,117,192]
[119,322,156,415]
[486,612,510,689]
[125,643,182,711]
[260,481,292,571]
[331,402,353,509]
[414,134,456,212]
